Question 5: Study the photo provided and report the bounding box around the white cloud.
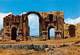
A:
[65,17,80,24]
[19,12,26,15]
[0,12,12,30]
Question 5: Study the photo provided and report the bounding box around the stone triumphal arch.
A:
[3,11,64,40]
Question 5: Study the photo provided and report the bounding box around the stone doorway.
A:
[48,27,55,39]
[68,25,76,37]
[11,27,17,40]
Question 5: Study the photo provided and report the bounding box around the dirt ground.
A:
[0,46,80,55]
[0,37,79,55]
[0,37,80,45]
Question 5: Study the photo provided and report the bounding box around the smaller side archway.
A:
[11,27,17,40]
[48,26,56,39]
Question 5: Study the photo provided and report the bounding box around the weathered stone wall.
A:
[76,24,80,37]
[39,12,64,39]
[64,24,77,38]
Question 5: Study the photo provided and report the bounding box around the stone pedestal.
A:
[55,31,62,39]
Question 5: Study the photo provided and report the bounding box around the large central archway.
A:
[11,27,17,40]
[27,12,42,37]
[28,14,39,37]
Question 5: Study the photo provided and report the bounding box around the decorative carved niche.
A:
[48,14,53,22]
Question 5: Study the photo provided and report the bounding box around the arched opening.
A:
[11,27,17,40]
[48,27,55,39]
[28,13,39,37]
[68,25,76,37]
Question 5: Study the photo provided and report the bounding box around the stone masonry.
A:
[3,11,64,41]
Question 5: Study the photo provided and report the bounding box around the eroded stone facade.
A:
[64,24,77,38]
[3,11,64,40]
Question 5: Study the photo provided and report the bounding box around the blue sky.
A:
[0,0,80,36]
[0,0,80,18]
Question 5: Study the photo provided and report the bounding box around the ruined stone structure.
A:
[3,11,64,40]
[64,24,76,38]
